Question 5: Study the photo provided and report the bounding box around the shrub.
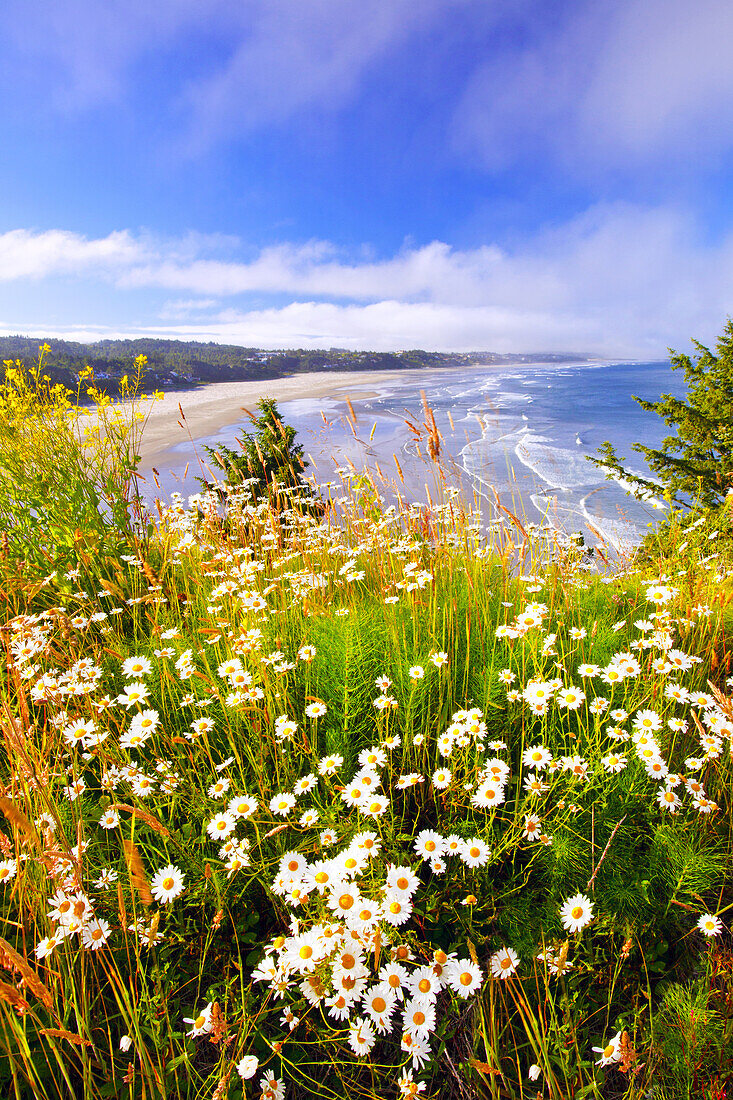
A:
[0,348,153,577]
[590,318,733,511]
[202,397,308,504]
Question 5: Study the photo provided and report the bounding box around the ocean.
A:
[145,359,688,552]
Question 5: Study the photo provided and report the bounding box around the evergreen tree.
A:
[202,398,307,501]
[589,319,733,509]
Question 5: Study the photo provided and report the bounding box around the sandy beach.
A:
[135,368,418,469]
[123,356,668,552]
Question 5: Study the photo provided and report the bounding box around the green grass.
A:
[1,373,733,1099]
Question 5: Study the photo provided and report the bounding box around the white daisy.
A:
[697,913,723,937]
[206,812,237,840]
[489,947,520,980]
[592,1031,622,1067]
[362,984,396,1032]
[522,745,552,770]
[446,957,485,993]
[460,838,491,868]
[150,864,185,904]
[560,893,593,933]
[269,792,296,817]
[431,767,452,789]
[413,830,444,860]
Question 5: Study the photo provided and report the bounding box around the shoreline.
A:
[127,356,662,557]
[134,362,513,470]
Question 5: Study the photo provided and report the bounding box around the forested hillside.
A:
[0,335,588,394]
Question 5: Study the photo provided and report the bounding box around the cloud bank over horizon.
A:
[2,201,732,356]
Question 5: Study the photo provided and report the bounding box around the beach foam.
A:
[140,358,685,552]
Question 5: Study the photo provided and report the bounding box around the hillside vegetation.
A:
[0,336,588,396]
[0,351,731,1100]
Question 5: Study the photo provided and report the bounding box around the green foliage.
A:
[590,317,733,509]
[201,398,308,502]
[0,335,542,396]
[638,493,733,567]
[2,421,733,1099]
[652,973,733,1099]
[0,348,150,580]
[648,826,728,911]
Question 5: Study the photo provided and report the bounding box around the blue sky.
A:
[1,0,733,354]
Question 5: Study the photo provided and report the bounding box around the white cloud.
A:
[178,0,464,151]
[1,0,467,139]
[1,0,215,109]
[2,201,733,354]
[6,0,733,170]
[0,296,702,358]
[0,228,237,281]
[0,228,147,279]
[158,298,221,320]
[455,0,733,171]
[0,302,619,354]
[579,0,733,158]
[7,0,732,172]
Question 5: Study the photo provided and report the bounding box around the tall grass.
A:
[0,371,732,1099]
[0,350,156,609]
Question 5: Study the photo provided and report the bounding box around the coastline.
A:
[136,369,411,468]
[135,363,508,470]
[123,355,679,555]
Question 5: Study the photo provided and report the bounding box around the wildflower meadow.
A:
[0,353,732,1100]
